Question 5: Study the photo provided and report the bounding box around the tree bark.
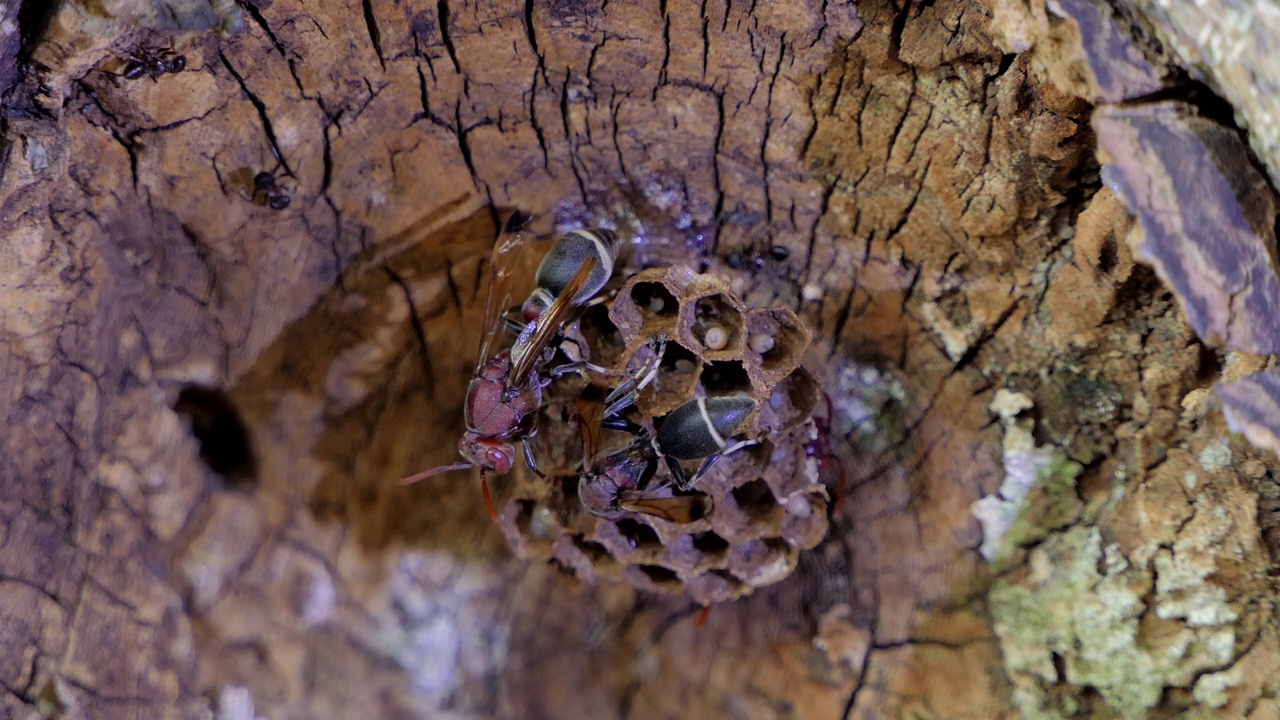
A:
[1,0,1278,719]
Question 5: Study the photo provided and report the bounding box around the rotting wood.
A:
[3,0,1280,719]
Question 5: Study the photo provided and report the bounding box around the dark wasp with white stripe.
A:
[656,394,757,478]
[576,391,757,522]
[520,228,618,322]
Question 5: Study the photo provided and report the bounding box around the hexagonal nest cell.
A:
[757,366,820,435]
[498,263,831,605]
[744,306,811,388]
[679,292,746,360]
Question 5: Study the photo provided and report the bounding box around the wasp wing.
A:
[619,493,712,524]
[508,255,598,385]
[475,210,535,372]
[574,384,608,469]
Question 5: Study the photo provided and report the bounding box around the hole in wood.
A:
[173,386,256,485]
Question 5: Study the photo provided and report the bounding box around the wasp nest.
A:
[498,267,829,605]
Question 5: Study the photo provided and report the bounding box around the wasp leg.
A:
[548,359,615,379]
[480,472,499,522]
[679,439,757,490]
[602,391,638,418]
[664,454,690,490]
[602,337,666,417]
[521,440,545,479]
[502,313,526,336]
[602,416,642,433]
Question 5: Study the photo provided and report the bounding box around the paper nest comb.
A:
[498,266,830,605]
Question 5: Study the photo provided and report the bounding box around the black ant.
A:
[121,48,186,81]
[252,171,291,210]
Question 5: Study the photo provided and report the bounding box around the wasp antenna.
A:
[397,461,472,485]
[480,475,499,522]
[504,209,533,233]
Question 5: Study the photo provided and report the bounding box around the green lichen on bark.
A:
[991,500,1251,719]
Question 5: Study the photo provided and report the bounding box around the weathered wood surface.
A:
[1124,0,1280,191]
[3,0,1280,718]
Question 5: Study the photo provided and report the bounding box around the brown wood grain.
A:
[3,0,1279,718]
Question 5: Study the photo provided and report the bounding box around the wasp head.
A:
[458,432,516,474]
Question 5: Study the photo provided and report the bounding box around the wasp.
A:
[575,388,757,523]
[653,393,758,486]
[519,228,618,322]
[399,215,621,518]
[122,48,186,80]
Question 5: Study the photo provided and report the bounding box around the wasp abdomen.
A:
[657,394,755,460]
[534,229,618,305]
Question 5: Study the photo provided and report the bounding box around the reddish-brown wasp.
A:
[399,213,620,519]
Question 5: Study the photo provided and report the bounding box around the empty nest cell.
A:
[758,366,820,435]
[660,529,732,574]
[699,360,753,395]
[551,534,620,582]
[684,570,750,606]
[728,478,784,532]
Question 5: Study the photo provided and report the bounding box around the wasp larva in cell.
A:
[703,324,729,351]
[750,333,776,354]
